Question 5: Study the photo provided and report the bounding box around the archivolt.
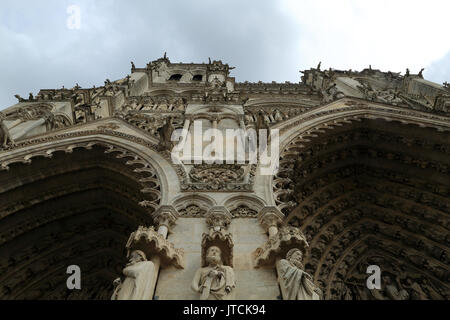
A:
[0,138,165,299]
[273,112,450,300]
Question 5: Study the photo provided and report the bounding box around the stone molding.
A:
[151,205,179,230]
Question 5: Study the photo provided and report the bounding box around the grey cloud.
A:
[1,1,448,110]
[425,51,450,85]
[0,0,302,109]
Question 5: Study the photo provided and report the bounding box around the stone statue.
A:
[0,112,14,149]
[277,248,322,300]
[111,250,156,300]
[191,246,235,300]
[157,116,174,151]
[42,110,56,131]
[420,277,444,299]
[14,94,25,102]
[382,273,409,300]
[403,277,427,300]
[255,111,270,135]
[419,68,424,77]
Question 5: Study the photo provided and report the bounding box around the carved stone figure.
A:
[420,278,444,299]
[255,110,269,133]
[111,250,156,300]
[382,274,409,300]
[14,94,25,102]
[42,110,56,131]
[157,116,174,151]
[277,248,322,300]
[418,68,424,77]
[191,246,235,300]
[1,58,450,300]
[0,113,14,149]
[403,277,428,300]
[189,164,245,190]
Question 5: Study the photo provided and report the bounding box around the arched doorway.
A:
[274,117,450,299]
[0,143,161,299]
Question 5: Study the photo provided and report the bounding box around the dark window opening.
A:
[192,74,203,81]
[168,74,182,81]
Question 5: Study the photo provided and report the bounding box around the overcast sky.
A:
[1,0,449,109]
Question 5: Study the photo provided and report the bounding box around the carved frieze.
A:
[180,164,255,192]
[178,204,207,217]
[230,205,257,218]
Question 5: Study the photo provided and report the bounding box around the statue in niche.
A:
[111,250,156,300]
[191,246,235,300]
[277,248,322,300]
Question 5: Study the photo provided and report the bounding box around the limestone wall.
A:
[155,217,280,300]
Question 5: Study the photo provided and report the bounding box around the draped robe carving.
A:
[191,246,235,300]
[277,249,321,300]
[111,250,156,300]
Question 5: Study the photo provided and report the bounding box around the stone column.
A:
[116,205,183,300]
[180,117,191,146]
[212,115,219,130]
[257,206,284,237]
[149,205,179,297]
[256,206,286,297]
[238,115,247,158]
[152,205,178,238]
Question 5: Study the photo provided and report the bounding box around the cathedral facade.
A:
[0,56,449,300]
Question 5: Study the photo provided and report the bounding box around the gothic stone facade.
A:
[0,57,449,300]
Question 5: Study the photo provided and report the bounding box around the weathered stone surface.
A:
[0,56,449,300]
